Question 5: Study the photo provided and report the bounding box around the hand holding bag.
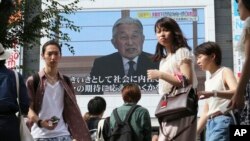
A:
[155,75,198,121]
[14,71,34,141]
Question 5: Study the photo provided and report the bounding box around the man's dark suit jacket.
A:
[91,52,158,77]
[84,52,159,94]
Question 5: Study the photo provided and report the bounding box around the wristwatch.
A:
[37,119,42,128]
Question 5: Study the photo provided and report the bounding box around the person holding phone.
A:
[195,42,237,141]
[26,40,91,141]
[49,116,60,125]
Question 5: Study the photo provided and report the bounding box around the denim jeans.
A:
[206,115,234,141]
[35,135,72,141]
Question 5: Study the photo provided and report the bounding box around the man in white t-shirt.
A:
[26,40,91,141]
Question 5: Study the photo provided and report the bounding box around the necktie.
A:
[128,61,135,76]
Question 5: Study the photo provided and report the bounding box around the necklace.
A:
[44,70,58,84]
[47,74,58,81]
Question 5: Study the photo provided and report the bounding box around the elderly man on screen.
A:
[88,17,159,94]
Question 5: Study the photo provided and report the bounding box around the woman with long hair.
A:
[148,17,198,141]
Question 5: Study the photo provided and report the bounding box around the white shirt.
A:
[31,81,70,138]
[122,56,138,75]
[205,67,230,116]
[238,16,250,58]
[158,48,198,95]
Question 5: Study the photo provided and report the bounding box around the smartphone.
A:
[50,116,60,124]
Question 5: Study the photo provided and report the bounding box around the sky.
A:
[60,8,205,56]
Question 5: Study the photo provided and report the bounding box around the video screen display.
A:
[59,8,205,95]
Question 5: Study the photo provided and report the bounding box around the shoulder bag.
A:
[14,71,34,141]
[155,75,198,122]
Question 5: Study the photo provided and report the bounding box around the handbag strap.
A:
[159,116,196,141]
[14,71,22,115]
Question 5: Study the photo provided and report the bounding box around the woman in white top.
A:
[229,0,250,125]
[148,17,198,141]
[195,42,237,141]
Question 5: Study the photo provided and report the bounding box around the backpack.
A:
[95,118,106,141]
[109,105,140,141]
[88,118,108,141]
[87,118,101,141]
[89,128,98,141]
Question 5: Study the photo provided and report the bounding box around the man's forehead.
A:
[118,30,141,34]
[45,45,60,51]
[47,50,59,52]
[45,49,60,54]
[118,23,140,29]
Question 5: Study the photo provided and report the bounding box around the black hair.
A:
[236,0,250,11]
[0,60,6,66]
[152,17,191,62]
[87,96,106,116]
[42,40,62,55]
[194,41,222,66]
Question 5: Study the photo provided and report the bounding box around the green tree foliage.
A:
[0,0,15,47]
[0,0,88,55]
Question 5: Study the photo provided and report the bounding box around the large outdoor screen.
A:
[59,8,205,95]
